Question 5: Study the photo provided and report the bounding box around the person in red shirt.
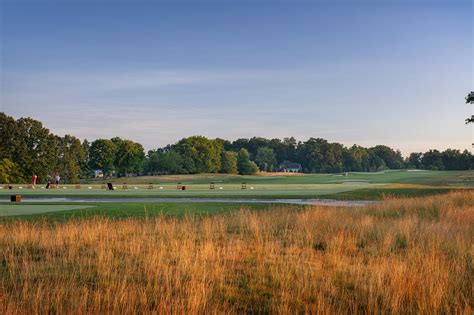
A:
[32,175,37,186]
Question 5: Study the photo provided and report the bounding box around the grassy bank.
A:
[1,191,472,313]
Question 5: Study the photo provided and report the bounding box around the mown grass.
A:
[1,202,293,221]
[0,191,472,314]
[88,169,474,186]
[322,187,465,200]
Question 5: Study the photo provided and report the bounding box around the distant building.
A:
[94,169,104,178]
[279,161,302,173]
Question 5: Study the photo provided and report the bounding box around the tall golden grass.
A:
[1,191,473,314]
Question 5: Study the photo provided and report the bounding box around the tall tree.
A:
[221,151,238,174]
[0,113,18,161]
[0,158,20,183]
[255,147,277,172]
[237,148,259,175]
[56,135,86,183]
[14,117,58,181]
[89,139,116,178]
[113,139,145,177]
[174,136,223,173]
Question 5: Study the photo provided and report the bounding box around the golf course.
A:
[1,170,472,219]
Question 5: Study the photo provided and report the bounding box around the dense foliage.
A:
[1,113,473,183]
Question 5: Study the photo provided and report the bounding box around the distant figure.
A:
[32,175,37,186]
[55,175,60,187]
[46,175,52,189]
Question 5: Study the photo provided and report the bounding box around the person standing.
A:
[32,174,37,186]
[55,174,60,188]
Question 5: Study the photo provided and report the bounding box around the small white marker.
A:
[219,187,223,190]
[41,187,45,189]
[88,186,92,189]
[159,187,163,190]
[134,187,138,189]
[63,187,67,189]
[250,187,254,190]
[19,187,23,189]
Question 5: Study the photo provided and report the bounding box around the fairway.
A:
[1,170,472,201]
[0,202,299,219]
[0,183,375,199]
[90,170,474,186]
[1,170,472,219]
[0,204,96,216]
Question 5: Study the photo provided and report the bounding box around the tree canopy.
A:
[1,113,473,183]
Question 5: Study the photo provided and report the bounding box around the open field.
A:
[1,171,472,201]
[0,202,296,220]
[1,170,471,218]
[89,170,474,186]
[1,191,472,313]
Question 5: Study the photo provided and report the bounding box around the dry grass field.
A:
[1,191,473,314]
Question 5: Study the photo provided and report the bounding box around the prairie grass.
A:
[1,191,473,314]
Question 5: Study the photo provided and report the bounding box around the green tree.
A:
[56,135,86,183]
[406,152,423,169]
[0,113,18,161]
[369,145,404,169]
[0,158,20,183]
[113,139,145,177]
[89,139,116,178]
[296,138,343,173]
[220,151,238,174]
[255,147,277,172]
[237,148,259,175]
[421,150,444,170]
[14,117,58,181]
[174,136,223,173]
[80,139,92,178]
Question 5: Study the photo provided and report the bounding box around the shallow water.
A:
[0,197,376,207]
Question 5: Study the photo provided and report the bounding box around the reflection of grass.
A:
[1,191,472,313]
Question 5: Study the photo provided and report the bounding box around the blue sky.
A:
[1,0,472,155]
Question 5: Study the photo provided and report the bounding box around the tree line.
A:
[1,113,473,183]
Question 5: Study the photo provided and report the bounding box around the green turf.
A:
[0,202,298,220]
[0,204,96,216]
[321,187,468,200]
[1,170,472,200]
[1,170,471,221]
[89,170,474,186]
[0,183,374,199]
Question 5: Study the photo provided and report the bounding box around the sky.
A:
[1,0,472,155]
